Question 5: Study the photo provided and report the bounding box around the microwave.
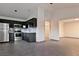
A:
[14,24,21,28]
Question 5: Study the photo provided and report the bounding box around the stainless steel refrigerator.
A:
[0,23,9,42]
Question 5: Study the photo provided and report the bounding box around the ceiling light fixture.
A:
[50,3,53,4]
[14,10,18,12]
[49,3,53,4]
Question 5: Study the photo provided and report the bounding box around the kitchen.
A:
[0,18,37,43]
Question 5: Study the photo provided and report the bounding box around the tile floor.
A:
[0,38,79,56]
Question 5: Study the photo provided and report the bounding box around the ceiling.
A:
[0,3,38,20]
[52,3,79,9]
[0,3,79,21]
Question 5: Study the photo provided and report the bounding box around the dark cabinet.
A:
[21,18,37,42]
[28,18,37,27]
[22,33,36,42]
[9,23,14,28]
[9,33,14,42]
[24,18,37,28]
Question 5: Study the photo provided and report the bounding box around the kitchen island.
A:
[21,28,36,42]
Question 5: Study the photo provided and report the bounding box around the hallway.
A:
[0,38,79,56]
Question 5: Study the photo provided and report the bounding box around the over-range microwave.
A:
[14,24,21,28]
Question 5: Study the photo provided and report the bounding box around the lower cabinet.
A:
[22,33,36,42]
[9,33,14,42]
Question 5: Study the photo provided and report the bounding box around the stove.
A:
[14,24,22,41]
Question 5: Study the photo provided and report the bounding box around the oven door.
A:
[14,32,22,40]
[16,32,21,37]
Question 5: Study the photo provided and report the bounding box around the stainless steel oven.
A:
[15,32,21,37]
[14,24,21,28]
[14,24,22,41]
[14,32,22,40]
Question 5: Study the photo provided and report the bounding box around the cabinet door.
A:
[22,33,24,40]
[28,33,36,42]
[9,33,14,42]
[24,33,29,41]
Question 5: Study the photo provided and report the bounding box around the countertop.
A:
[21,28,36,33]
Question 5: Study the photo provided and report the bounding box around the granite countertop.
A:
[21,28,36,33]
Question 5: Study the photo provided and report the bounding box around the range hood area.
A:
[0,18,37,43]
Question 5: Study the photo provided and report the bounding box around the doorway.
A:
[59,18,79,38]
[45,21,51,41]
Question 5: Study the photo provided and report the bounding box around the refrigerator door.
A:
[0,23,9,42]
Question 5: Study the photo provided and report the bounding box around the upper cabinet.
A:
[9,23,14,28]
[0,18,37,28]
[24,18,37,28]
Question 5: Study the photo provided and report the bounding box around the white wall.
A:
[36,7,45,42]
[59,21,64,37]
[50,19,59,40]
[44,10,52,40]
[52,7,79,20]
[63,21,79,38]
[45,21,51,40]
[36,7,54,42]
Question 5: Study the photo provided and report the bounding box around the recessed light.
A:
[49,3,53,5]
[14,10,18,12]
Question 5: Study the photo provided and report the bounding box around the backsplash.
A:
[21,27,36,33]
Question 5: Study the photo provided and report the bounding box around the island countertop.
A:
[21,28,36,33]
